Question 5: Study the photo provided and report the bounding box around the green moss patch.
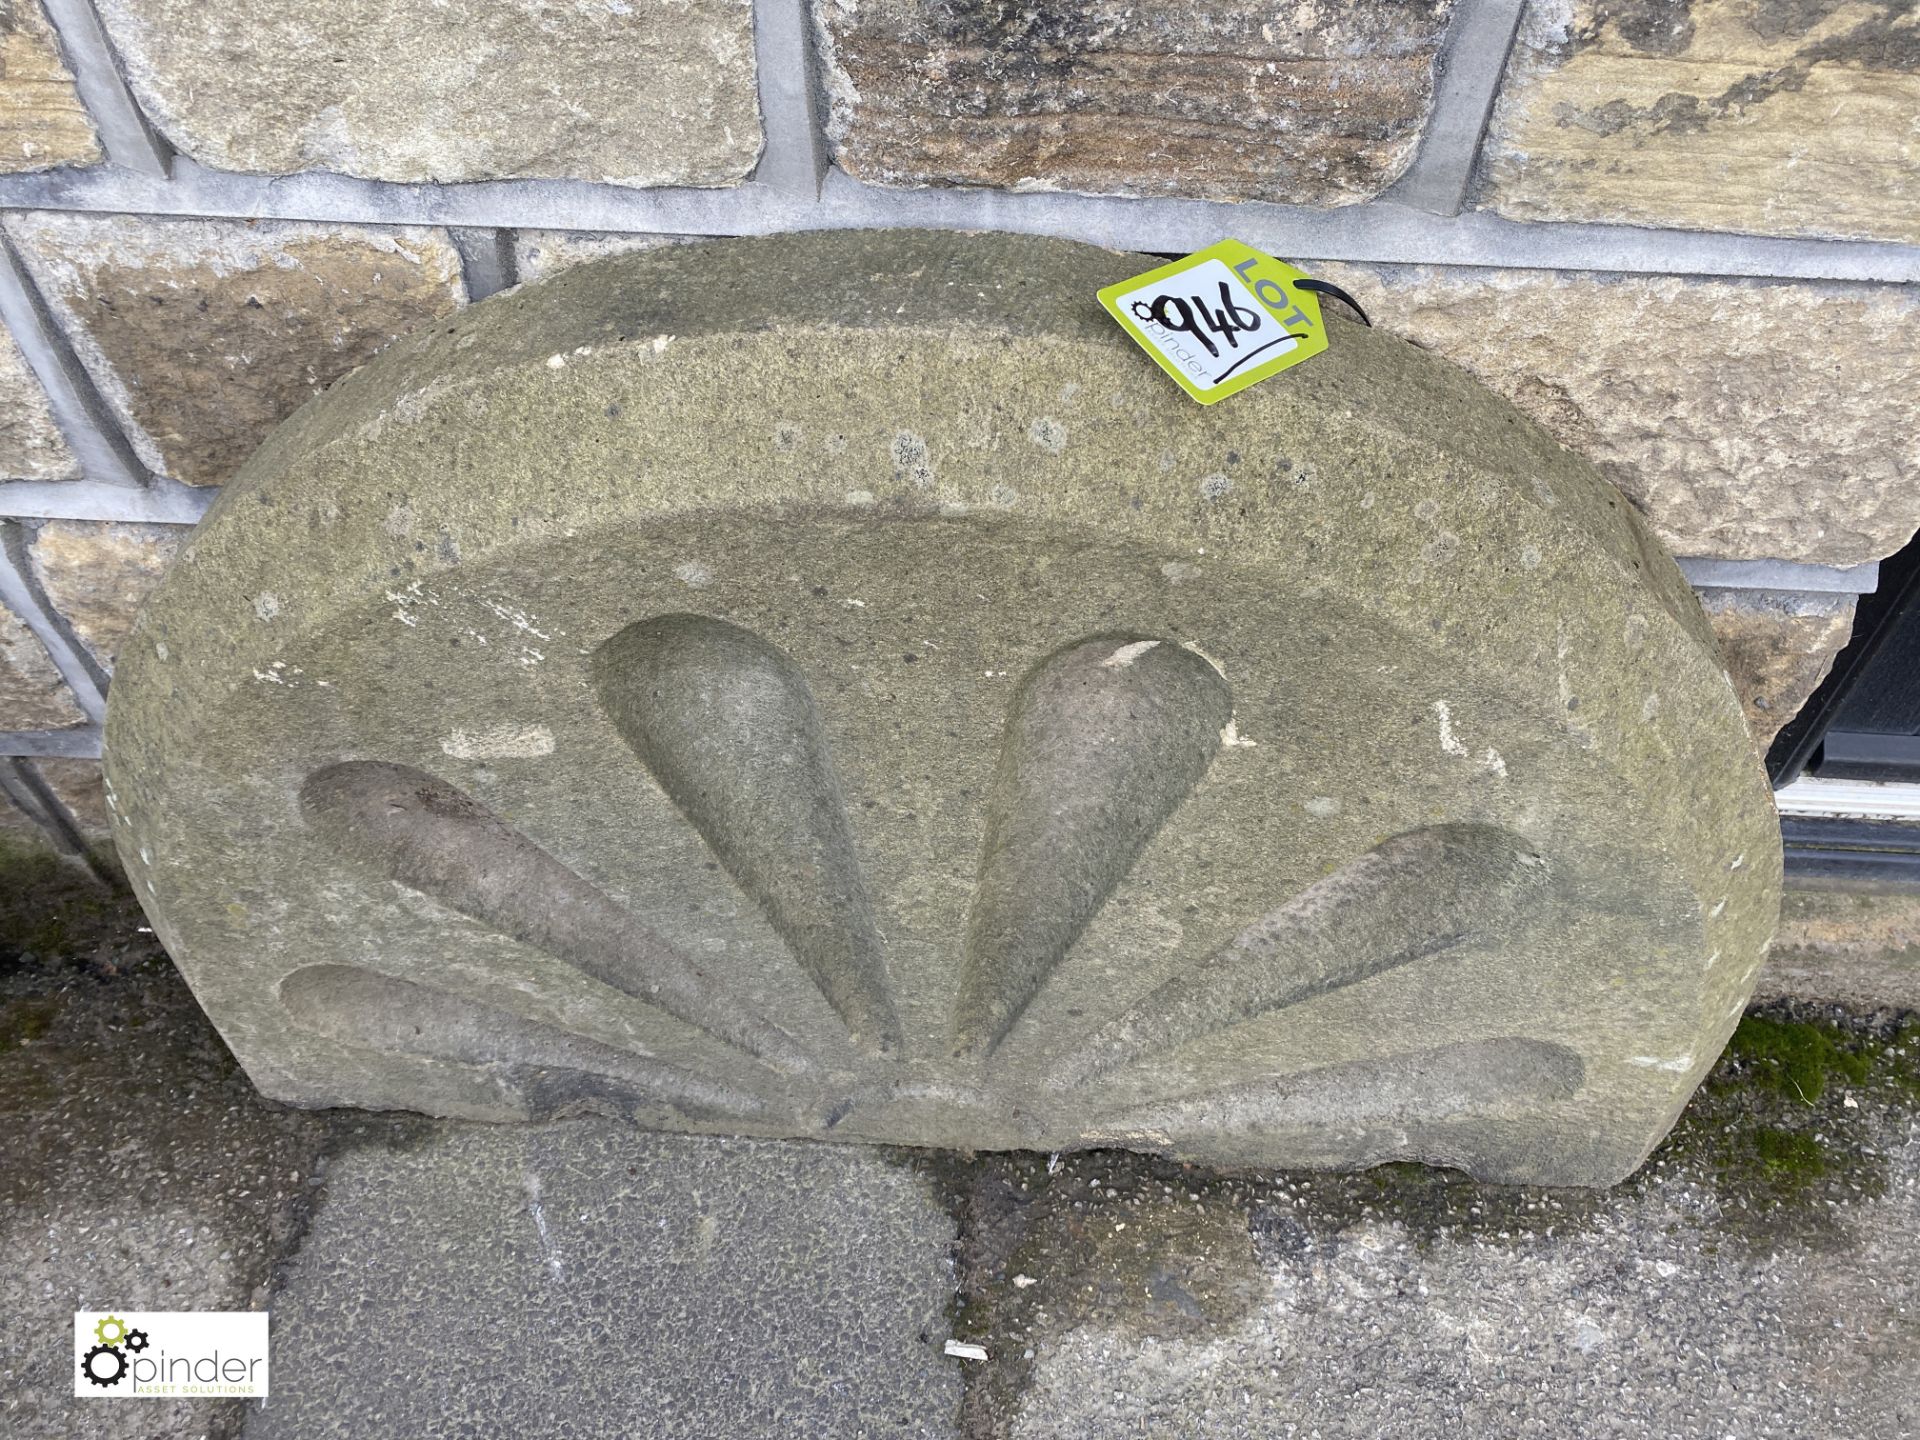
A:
[1632,1004,1916,1237]
[1725,1014,1874,1103]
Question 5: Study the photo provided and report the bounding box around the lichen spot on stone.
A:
[1028,417,1068,453]
[253,592,280,622]
[673,561,714,589]
[1433,699,1508,777]
[890,431,934,487]
[441,724,556,760]
[1101,640,1161,669]
[1220,718,1258,749]
[1629,1054,1695,1073]
[1199,473,1233,501]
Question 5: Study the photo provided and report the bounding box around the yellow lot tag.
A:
[1097,239,1328,405]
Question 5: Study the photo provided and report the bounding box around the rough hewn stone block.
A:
[0,600,81,729]
[1699,588,1853,750]
[0,326,77,481]
[4,214,466,486]
[813,0,1453,204]
[34,754,107,838]
[1308,261,1920,568]
[1760,889,1920,1011]
[26,519,185,671]
[512,230,691,285]
[0,758,101,858]
[106,231,1778,1186]
[0,777,53,846]
[1480,0,1920,243]
[90,0,761,187]
[0,0,99,173]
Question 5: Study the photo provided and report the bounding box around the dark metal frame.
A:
[1769,535,1920,888]
[1769,539,1920,788]
[1781,816,1920,888]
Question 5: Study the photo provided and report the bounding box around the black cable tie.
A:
[1296,277,1372,328]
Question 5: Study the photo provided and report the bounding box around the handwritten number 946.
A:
[1130,282,1273,360]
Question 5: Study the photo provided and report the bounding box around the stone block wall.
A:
[0,0,1913,867]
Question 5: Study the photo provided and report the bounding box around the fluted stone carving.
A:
[104,231,1780,1185]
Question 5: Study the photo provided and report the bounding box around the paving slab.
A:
[246,1121,962,1439]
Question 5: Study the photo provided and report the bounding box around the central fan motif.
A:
[284,615,1580,1143]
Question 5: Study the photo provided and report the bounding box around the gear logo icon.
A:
[81,1342,127,1388]
[78,1314,152,1392]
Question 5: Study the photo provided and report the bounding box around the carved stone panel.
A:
[103,231,1781,1186]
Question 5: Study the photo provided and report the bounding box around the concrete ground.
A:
[938,1014,1919,1439]
[248,1123,962,1439]
[2,855,1916,1439]
[0,852,330,1439]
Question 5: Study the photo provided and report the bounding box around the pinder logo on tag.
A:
[1097,240,1329,404]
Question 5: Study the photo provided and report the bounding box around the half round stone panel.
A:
[102,230,1780,1186]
